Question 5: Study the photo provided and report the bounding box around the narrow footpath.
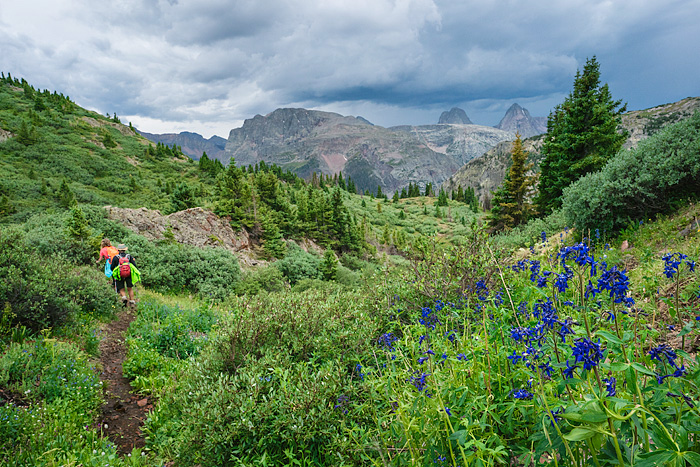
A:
[98,306,150,455]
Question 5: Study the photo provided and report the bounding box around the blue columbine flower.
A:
[377,332,399,350]
[355,364,364,380]
[444,407,452,416]
[409,372,430,392]
[456,353,467,361]
[648,344,678,366]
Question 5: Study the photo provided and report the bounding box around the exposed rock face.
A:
[139,131,227,161]
[620,97,700,149]
[0,128,12,142]
[442,96,700,204]
[495,103,547,138]
[438,107,472,124]
[222,108,513,194]
[103,206,260,265]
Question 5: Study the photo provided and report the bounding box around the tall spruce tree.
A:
[488,134,535,231]
[535,56,627,215]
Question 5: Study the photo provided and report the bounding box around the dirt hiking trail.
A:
[98,306,150,455]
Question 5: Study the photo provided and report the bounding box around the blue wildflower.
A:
[511,389,534,400]
[602,377,617,397]
[571,338,603,370]
[563,360,578,379]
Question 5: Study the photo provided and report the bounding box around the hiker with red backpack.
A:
[110,244,141,307]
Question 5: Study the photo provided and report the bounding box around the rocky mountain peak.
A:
[438,107,473,125]
[495,103,547,138]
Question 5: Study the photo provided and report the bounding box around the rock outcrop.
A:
[438,107,473,125]
[103,206,261,266]
[495,103,547,138]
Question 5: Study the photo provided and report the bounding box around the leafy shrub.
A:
[562,111,700,234]
[0,338,102,410]
[234,265,288,295]
[0,228,117,332]
[143,289,386,465]
[273,242,320,285]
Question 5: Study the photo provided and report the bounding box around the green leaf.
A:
[601,361,629,372]
[682,451,700,467]
[631,362,656,377]
[563,427,596,442]
[596,330,622,345]
[449,429,468,446]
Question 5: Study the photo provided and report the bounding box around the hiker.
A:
[110,243,140,307]
[96,238,120,285]
[96,238,119,266]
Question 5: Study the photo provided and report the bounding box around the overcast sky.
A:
[2,1,699,139]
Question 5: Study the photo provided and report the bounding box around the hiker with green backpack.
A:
[110,244,141,307]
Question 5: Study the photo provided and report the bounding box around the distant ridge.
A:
[139,130,227,161]
[222,107,513,194]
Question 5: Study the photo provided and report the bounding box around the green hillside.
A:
[1,74,699,466]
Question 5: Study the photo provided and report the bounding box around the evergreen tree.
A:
[488,134,535,231]
[535,56,627,215]
[320,249,338,281]
[170,181,196,213]
[376,185,384,199]
[260,211,287,259]
[65,206,91,242]
[456,185,464,203]
[437,188,449,206]
[400,187,407,199]
[58,179,76,208]
[392,191,400,204]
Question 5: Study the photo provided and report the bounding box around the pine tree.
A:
[488,134,536,231]
[437,188,449,206]
[65,206,91,242]
[392,191,400,204]
[58,179,76,208]
[535,56,627,215]
[320,249,338,281]
[170,182,196,213]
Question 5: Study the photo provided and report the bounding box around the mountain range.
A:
[142,104,546,194]
[442,96,700,205]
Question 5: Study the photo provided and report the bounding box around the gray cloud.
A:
[0,0,698,137]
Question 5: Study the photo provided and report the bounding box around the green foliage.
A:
[0,336,149,465]
[0,228,117,331]
[562,111,700,234]
[169,181,196,213]
[488,134,536,231]
[536,57,627,215]
[235,265,288,296]
[320,249,338,281]
[143,289,386,466]
[274,242,320,285]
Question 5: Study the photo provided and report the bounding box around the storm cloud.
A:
[1,0,698,138]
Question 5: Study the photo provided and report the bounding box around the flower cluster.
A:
[662,252,695,278]
[570,338,604,371]
[648,344,687,384]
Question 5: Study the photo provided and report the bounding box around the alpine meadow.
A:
[1,58,700,467]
